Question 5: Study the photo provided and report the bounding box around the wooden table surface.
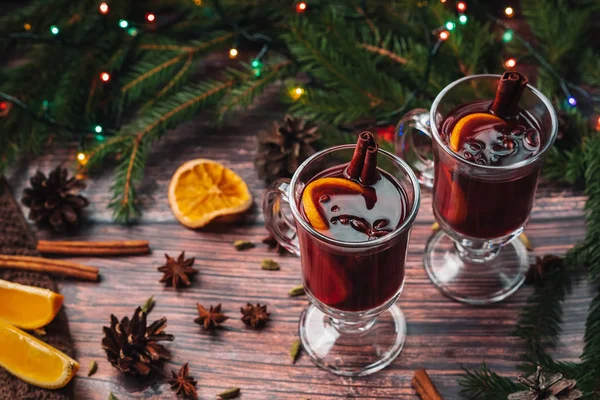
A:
[5,96,592,399]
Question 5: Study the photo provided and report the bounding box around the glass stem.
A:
[329,316,377,334]
[455,242,501,264]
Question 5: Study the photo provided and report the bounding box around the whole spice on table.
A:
[87,360,98,377]
[240,303,270,328]
[101,307,174,375]
[157,251,198,287]
[0,254,99,281]
[168,363,198,400]
[288,285,305,297]
[289,339,302,364]
[412,368,443,400]
[217,387,241,399]
[21,166,89,232]
[261,259,280,271]
[194,303,229,330]
[233,240,255,251]
[37,240,150,256]
[508,366,582,400]
[141,295,155,314]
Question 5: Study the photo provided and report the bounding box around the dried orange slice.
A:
[301,177,364,231]
[0,321,79,389]
[450,113,504,152]
[168,159,252,228]
[0,279,64,330]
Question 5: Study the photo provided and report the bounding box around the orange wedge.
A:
[168,159,252,228]
[0,321,79,389]
[301,177,364,231]
[0,279,63,330]
[450,113,504,152]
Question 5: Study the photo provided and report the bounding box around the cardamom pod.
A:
[431,222,439,232]
[288,285,305,297]
[519,232,533,251]
[234,240,255,251]
[261,259,280,271]
[108,393,119,400]
[141,295,155,314]
[217,387,241,399]
[289,339,302,363]
[87,360,98,377]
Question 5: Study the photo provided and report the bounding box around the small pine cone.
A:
[21,166,89,232]
[255,115,320,184]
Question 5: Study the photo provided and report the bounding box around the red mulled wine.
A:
[434,99,543,238]
[298,165,410,312]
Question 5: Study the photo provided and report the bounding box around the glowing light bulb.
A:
[146,13,155,22]
[296,2,307,12]
[502,29,513,43]
[445,21,455,31]
[459,14,468,24]
[50,25,59,35]
[440,0,447,3]
[229,48,238,58]
[119,19,129,28]
[94,125,103,133]
[504,6,514,17]
[505,58,516,68]
[456,1,466,12]
[254,69,261,77]
[99,2,109,14]
[568,97,577,106]
[127,27,138,36]
[194,0,202,4]
[100,72,111,82]
[251,60,260,68]
[295,87,304,95]
[77,152,86,162]
[24,23,31,31]
[96,134,105,141]
[0,102,7,110]
[439,30,450,41]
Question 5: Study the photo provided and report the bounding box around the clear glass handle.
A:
[262,179,301,256]
[395,108,434,189]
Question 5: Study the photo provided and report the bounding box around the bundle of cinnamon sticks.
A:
[346,131,380,185]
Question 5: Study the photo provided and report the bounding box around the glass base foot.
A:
[424,230,528,305]
[298,303,406,376]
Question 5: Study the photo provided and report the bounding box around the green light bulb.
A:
[445,21,455,31]
[502,29,514,43]
[254,69,261,77]
[127,27,138,36]
[94,125,103,133]
[458,14,468,24]
[119,19,129,28]
[96,134,105,142]
[251,60,260,68]
[50,25,59,35]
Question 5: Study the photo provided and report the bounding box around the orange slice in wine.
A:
[450,113,504,152]
[301,177,364,231]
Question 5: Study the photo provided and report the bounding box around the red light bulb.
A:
[146,13,155,22]
[296,2,307,12]
[100,72,111,82]
[457,1,466,12]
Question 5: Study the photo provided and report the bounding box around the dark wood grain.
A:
[5,94,591,399]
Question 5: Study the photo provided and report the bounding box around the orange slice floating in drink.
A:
[301,177,364,231]
[450,113,504,152]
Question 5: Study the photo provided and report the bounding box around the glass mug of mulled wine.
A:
[396,73,558,304]
[263,135,421,376]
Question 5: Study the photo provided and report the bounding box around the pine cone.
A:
[21,166,89,232]
[255,115,320,184]
[101,307,174,376]
[508,366,582,400]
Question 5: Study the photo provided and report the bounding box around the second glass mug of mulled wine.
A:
[263,136,420,376]
[396,73,558,304]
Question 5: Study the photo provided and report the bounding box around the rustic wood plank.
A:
[4,96,591,399]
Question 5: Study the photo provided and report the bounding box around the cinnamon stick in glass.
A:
[490,71,528,118]
[360,143,379,186]
[346,131,373,180]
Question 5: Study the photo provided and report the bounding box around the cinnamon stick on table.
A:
[412,368,444,400]
[0,254,99,281]
[37,240,150,256]
[490,71,528,118]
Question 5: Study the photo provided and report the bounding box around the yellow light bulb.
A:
[24,23,32,31]
[504,6,514,17]
[229,48,238,58]
[77,153,86,162]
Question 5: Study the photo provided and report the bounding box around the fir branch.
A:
[139,52,194,112]
[359,43,407,65]
[459,364,521,399]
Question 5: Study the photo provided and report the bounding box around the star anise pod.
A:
[168,363,198,400]
[526,255,564,285]
[508,366,582,400]
[158,251,198,287]
[194,303,229,330]
[101,307,174,376]
[240,303,270,328]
